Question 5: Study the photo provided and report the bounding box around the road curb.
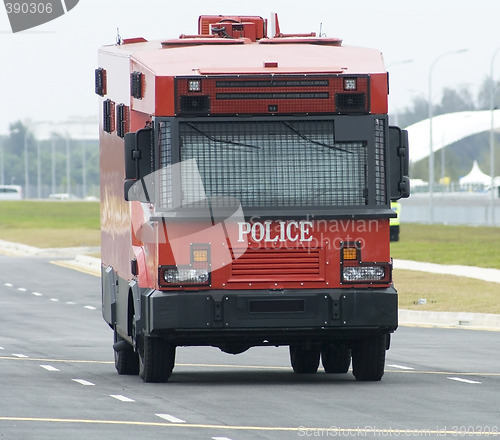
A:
[73,255,101,275]
[399,309,500,331]
[394,259,500,283]
[0,239,99,258]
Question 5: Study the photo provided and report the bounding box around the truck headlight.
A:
[342,266,385,282]
[160,266,210,286]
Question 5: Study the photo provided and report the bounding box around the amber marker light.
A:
[342,247,358,260]
[192,249,208,263]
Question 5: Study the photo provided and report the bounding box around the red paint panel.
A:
[370,73,388,114]
[155,76,175,116]
[152,219,390,290]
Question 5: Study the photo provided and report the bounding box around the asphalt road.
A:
[1,255,499,439]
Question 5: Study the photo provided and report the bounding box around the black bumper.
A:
[141,287,398,345]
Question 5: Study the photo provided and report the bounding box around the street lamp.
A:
[490,47,500,226]
[428,48,468,223]
[24,129,30,199]
[0,136,4,186]
[24,123,45,199]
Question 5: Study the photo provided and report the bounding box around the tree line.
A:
[396,76,500,128]
[0,121,99,199]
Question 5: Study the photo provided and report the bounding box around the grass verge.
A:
[0,201,100,247]
[394,269,500,314]
[392,223,500,269]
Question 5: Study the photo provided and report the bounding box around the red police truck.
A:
[97,14,409,382]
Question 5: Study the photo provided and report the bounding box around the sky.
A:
[1,0,500,135]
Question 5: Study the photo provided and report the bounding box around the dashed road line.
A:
[387,364,415,370]
[155,414,186,423]
[110,395,135,402]
[1,355,499,377]
[212,437,233,440]
[448,376,482,384]
[0,356,113,364]
[72,379,95,386]
[3,282,98,311]
[40,365,60,372]
[12,353,29,358]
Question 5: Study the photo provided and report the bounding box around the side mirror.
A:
[389,126,410,200]
[124,128,154,202]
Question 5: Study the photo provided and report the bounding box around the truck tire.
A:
[139,335,176,383]
[321,342,351,374]
[351,334,387,381]
[289,344,320,374]
[113,330,139,375]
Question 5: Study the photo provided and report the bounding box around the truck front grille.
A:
[229,248,323,282]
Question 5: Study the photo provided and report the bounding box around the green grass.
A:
[392,223,500,270]
[391,223,500,313]
[0,200,100,248]
[394,269,500,314]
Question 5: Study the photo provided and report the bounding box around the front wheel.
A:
[139,335,176,383]
[289,344,320,374]
[351,334,387,381]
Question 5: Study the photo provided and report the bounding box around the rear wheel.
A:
[138,335,176,383]
[351,334,387,381]
[113,329,139,375]
[321,342,351,374]
[289,344,320,374]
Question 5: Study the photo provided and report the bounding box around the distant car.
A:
[0,185,22,200]
[48,193,79,200]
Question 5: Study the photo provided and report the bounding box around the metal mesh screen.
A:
[177,120,367,208]
[158,121,173,209]
[374,118,387,205]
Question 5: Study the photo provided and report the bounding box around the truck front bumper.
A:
[141,287,398,345]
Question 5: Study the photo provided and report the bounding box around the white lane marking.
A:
[40,365,60,372]
[17,287,27,292]
[50,298,59,302]
[388,364,415,370]
[32,292,43,297]
[110,394,135,402]
[12,354,29,358]
[4,283,13,287]
[0,346,4,350]
[66,301,76,305]
[448,377,481,384]
[84,305,96,310]
[155,414,186,423]
[212,437,234,440]
[72,379,95,386]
